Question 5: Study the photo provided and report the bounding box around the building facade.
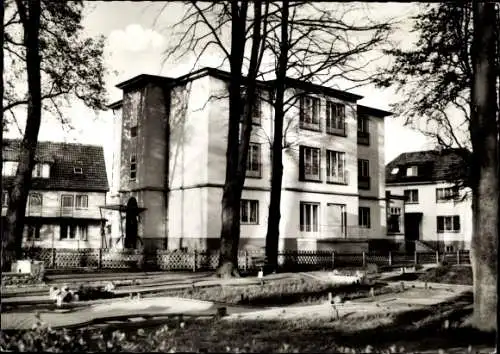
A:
[385,149,472,251]
[1,140,109,249]
[108,67,393,252]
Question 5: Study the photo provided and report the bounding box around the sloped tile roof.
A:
[386,148,470,184]
[2,139,109,192]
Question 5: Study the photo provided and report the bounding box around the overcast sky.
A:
[5,1,435,181]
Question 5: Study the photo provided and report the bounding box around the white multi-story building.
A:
[1,140,109,249]
[385,149,472,252]
[107,67,393,252]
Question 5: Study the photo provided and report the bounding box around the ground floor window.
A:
[359,207,371,228]
[300,202,319,232]
[240,199,259,224]
[387,207,401,233]
[437,215,460,233]
[26,223,41,240]
[60,223,88,240]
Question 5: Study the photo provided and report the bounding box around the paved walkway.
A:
[1,297,220,330]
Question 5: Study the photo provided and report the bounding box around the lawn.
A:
[385,265,473,285]
[141,277,395,307]
[1,294,494,353]
[1,268,493,353]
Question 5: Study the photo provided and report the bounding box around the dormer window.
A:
[32,163,50,178]
[406,166,418,177]
[73,167,83,175]
[391,167,399,175]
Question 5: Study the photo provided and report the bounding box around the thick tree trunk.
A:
[265,1,289,274]
[469,1,498,332]
[217,1,263,277]
[0,0,4,245]
[2,0,42,271]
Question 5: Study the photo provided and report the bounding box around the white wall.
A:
[386,182,472,247]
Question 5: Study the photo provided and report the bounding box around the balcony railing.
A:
[357,131,370,145]
[326,121,347,137]
[358,176,371,190]
[326,170,349,185]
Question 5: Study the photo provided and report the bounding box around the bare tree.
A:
[163,1,268,277]
[1,0,108,270]
[263,3,393,272]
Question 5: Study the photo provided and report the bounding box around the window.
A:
[60,223,77,240]
[358,159,370,189]
[326,150,346,184]
[32,164,43,178]
[404,189,419,204]
[29,193,43,207]
[2,161,18,176]
[73,167,83,175]
[2,190,8,207]
[240,199,258,224]
[359,207,371,228]
[406,166,418,177]
[300,202,319,232]
[26,223,41,240]
[61,195,74,208]
[300,146,321,181]
[436,187,459,202]
[326,102,346,135]
[77,225,88,241]
[246,143,261,177]
[437,216,460,233]
[390,167,399,175]
[240,88,261,125]
[32,163,50,178]
[388,207,401,233]
[357,114,370,145]
[130,154,137,180]
[75,195,88,209]
[357,114,369,133]
[300,96,320,130]
[130,125,138,137]
[358,159,369,178]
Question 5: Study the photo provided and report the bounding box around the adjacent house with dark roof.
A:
[1,139,109,249]
[385,149,472,252]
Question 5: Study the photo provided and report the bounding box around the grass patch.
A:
[417,265,472,285]
[2,299,494,354]
[144,278,395,306]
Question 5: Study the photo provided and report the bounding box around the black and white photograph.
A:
[1,1,498,352]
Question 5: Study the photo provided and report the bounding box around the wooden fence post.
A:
[457,250,460,265]
[388,251,392,266]
[435,250,439,265]
[362,252,366,267]
[51,248,56,268]
[193,250,197,272]
[414,250,418,265]
[331,251,335,269]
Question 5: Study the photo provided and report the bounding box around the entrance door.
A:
[404,213,422,253]
[125,197,138,249]
[326,203,346,238]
